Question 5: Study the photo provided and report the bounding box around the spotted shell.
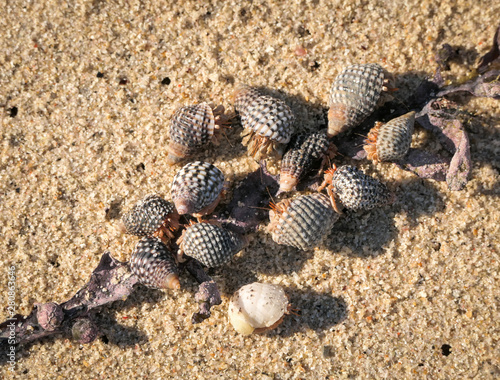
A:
[121,194,179,237]
[279,131,332,192]
[268,193,339,250]
[166,103,223,165]
[228,282,289,335]
[364,111,415,163]
[179,222,246,267]
[130,237,180,290]
[233,84,295,158]
[171,161,225,217]
[330,165,392,211]
[328,63,388,137]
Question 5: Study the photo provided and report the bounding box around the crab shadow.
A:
[264,287,348,338]
[322,205,398,259]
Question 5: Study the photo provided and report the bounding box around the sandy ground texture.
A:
[1,0,499,379]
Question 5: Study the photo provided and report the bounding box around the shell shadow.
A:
[214,239,314,297]
[94,312,149,348]
[322,205,397,259]
[265,287,348,337]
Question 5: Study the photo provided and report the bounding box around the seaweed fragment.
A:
[0,251,222,349]
[416,98,471,191]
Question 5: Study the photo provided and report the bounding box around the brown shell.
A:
[328,63,387,137]
[364,111,415,163]
[166,103,217,165]
[268,193,339,250]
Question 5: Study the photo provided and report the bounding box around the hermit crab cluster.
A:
[114,62,419,335]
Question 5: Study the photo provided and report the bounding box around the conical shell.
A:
[279,131,331,192]
[122,194,177,237]
[130,237,180,289]
[166,103,216,164]
[268,193,339,250]
[364,111,415,162]
[180,222,246,267]
[171,161,225,217]
[233,84,295,158]
[228,282,288,335]
[328,63,386,137]
[331,165,392,211]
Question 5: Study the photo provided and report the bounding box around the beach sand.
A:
[1,0,499,378]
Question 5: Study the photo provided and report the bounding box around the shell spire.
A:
[233,84,295,159]
[328,63,394,137]
[364,111,415,163]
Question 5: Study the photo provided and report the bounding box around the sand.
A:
[0,0,499,378]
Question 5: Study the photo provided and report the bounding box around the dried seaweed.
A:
[0,252,221,348]
[416,98,471,191]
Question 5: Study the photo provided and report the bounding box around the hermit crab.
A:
[233,84,295,159]
[129,237,180,290]
[228,282,291,335]
[267,193,339,250]
[171,161,225,219]
[121,194,180,245]
[318,164,393,212]
[166,103,231,165]
[328,63,395,137]
[363,111,415,163]
[279,130,335,193]
[177,222,247,267]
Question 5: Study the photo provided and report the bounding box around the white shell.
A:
[228,282,288,335]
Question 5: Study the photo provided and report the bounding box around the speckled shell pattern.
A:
[167,103,215,161]
[373,111,415,162]
[171,161,224,215]
[181,222,245,267]
[130,237,179,289]
[234,85,294,144]
[269,193,339,250]
[280,131,330,189]
[328,63,385,136]
[331,165,391,211]
[122,194,176,236]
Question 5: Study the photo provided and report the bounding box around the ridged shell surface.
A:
[280,131,330,191]
[234,85,294,144]
[181,222,245,267]
[130,237,179,289]
[371,111,415,162]
[228,282,288,335]
[328,63,385,136]
[167,103,215,163]
[171,161,224,216]
[332,165,391,210]
[122,194,176,236]
[268,193,339,250]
